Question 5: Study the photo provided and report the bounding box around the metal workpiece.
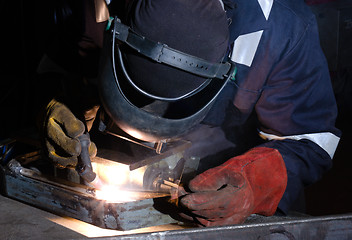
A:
[7,159,96,197]
[1,159,179,230]
[0,134,196,231]
[6,158,22,173]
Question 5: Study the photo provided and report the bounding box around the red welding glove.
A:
[180,147,287,227]
[43,99,98,168]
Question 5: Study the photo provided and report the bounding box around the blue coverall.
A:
[202,0,341,214]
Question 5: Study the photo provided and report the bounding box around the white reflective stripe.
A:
[230,30,263,67]
[259,131,340,159]
[258,0,273,20]
[218,0,225,10]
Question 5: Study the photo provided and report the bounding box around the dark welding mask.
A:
[98,0,236,142]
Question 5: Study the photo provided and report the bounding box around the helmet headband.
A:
[112,17,233,101]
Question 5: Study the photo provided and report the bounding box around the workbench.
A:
[2,193,352,240]
[0,194,186,239]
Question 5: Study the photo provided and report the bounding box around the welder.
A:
[37,0,341,227]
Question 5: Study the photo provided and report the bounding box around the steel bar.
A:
[97,213,352,240]
[1,160,179,230]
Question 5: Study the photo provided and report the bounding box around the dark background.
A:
[304,0,352,215]
[1,0,352,216]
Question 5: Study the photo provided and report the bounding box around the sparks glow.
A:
[95,185,137,203]
[129,167,147,186]
[90,156,152,202]
[93,162,130,186]
[91,158,147,191]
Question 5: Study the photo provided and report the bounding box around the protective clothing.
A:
[43,99,97,168]
[39,0,341,223]
[98,0,233,142]
[199,0,341,214]
[99,22,234,142]
[181,147,287,226]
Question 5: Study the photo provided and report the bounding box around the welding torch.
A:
[76,133,103,189]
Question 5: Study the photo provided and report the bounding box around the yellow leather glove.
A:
[43,99,98,168]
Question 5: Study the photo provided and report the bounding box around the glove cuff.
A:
[228,147,287,216]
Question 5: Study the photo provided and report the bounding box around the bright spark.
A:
[95,185,137,203]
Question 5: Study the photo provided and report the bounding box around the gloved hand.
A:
[43,99,98,168]
[180,147,287,227]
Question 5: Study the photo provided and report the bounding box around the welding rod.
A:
[161,180,189,200]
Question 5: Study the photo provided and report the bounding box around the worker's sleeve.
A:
[252,16,341,214]
[205,0,341,214]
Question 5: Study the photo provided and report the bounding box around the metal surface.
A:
[0,159,180,231]
[1,192,352,240]
[96,213,352,240]
[0,135,194,231]
[95,136,191,171]
[1,139,352,238]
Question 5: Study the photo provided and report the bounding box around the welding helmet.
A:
[99,0,236,142]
